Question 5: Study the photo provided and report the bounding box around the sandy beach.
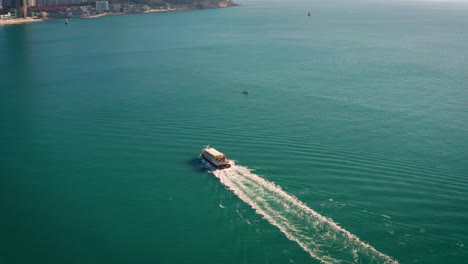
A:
[82,13,109,19]
[144,8,176,13]
[83,9,176,19]
[0,17,44,26]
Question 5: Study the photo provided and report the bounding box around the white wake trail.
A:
[211,163,398,264]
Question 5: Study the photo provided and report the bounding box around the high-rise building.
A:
[112,4,122,13]
[13,0,22,17]
[95,1,108,13]
[1,0,10,11]
[8,0,26,17]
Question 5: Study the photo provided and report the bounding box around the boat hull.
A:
[200,153,231,170]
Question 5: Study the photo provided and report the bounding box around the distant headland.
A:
[0,0,237,26]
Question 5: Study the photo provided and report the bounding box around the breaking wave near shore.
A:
[211,162,398,264]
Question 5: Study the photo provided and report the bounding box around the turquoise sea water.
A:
[1,0,468,263]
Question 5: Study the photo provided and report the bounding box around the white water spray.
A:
[208,161,398,264]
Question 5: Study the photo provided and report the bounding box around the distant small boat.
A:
[243,90,248,95]
[65,19,69,24]
[308,10,311,16]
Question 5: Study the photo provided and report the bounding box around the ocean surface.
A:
[1,0,468,263]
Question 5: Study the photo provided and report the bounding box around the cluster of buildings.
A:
[1,0,92,9]
[0,11,16,21]
[1,0,171,18]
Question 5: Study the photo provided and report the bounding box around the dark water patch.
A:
[185,158,206,172]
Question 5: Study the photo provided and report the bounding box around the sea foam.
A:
[211,162,398,264]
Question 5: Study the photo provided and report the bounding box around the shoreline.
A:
[83,8,176,19]
[1,3,237,25]
[0,17,44,26]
